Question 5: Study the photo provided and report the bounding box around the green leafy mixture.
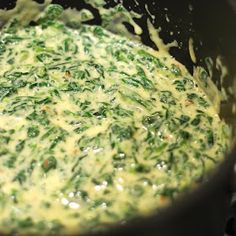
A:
[0,4,230,235]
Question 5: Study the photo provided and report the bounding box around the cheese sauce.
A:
[0,4,230,235]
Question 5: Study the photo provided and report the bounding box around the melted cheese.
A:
[0,3,230,236]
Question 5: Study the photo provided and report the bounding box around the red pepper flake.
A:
[160,195,168,205]
[185,99,194,106]
[43,159,49,169]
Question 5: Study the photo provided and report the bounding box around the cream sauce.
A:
[0,1,231,235]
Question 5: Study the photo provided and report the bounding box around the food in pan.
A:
[0,3,230,235]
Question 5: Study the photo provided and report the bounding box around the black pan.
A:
[0,0,236,236]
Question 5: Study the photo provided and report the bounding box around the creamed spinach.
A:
[0,4,230,235]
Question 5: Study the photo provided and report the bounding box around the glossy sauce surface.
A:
[0,4,230,235]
